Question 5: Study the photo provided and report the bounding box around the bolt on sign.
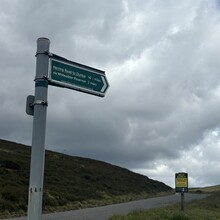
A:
[175,172,188,193]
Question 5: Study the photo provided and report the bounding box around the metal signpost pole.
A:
[27,38,50,220]
[181,192,184,211]
[175,173,188,211]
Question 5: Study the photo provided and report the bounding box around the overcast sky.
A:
[1,0,220,188]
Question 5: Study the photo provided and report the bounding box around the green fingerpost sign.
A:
[48,55,109,97]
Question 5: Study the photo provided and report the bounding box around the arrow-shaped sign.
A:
[101,76,108,93]
[48,54,109,97]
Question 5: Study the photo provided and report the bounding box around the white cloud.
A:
[134,128,220,187]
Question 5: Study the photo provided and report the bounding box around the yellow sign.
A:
[176,177,188,188]
[175,173,188,192]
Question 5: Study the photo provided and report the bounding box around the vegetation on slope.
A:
[0,139,172,218]
[190,184,220,193]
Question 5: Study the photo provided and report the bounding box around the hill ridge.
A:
[0,139,172,217]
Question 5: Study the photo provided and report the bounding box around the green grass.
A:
[0,139,172,218]
[109,192,220,220]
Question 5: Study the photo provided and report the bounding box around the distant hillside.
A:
[0,139,172,217]
[190,185,220,193]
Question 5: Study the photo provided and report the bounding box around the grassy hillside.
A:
[190,184,220,193]
[0,139,172,218]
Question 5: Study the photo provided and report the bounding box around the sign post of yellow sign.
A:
[175,172,188,211]
[175,172,188,193]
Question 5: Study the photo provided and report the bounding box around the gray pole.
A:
[181,192,184,211]
[27,38,50,220]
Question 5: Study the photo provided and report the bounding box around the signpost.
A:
[27,38,50,220]
[175,172,188,211]
[26,38,109,220]
[48,55,109,97]
[175,172,188,193]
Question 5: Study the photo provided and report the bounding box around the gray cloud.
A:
[1,0,220,187]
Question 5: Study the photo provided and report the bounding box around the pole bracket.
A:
[31,100,48,107]
[34,76,49,81]
[35,51,52,57]
[26,95,48,116]
[26,95,35,116]
[34,76,49,88]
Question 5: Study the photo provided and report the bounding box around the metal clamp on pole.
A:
[26,96,48,116]
[31,100,48,107]
[35,77,49,88]
[35,51,52,57]
[34,76,49,81]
